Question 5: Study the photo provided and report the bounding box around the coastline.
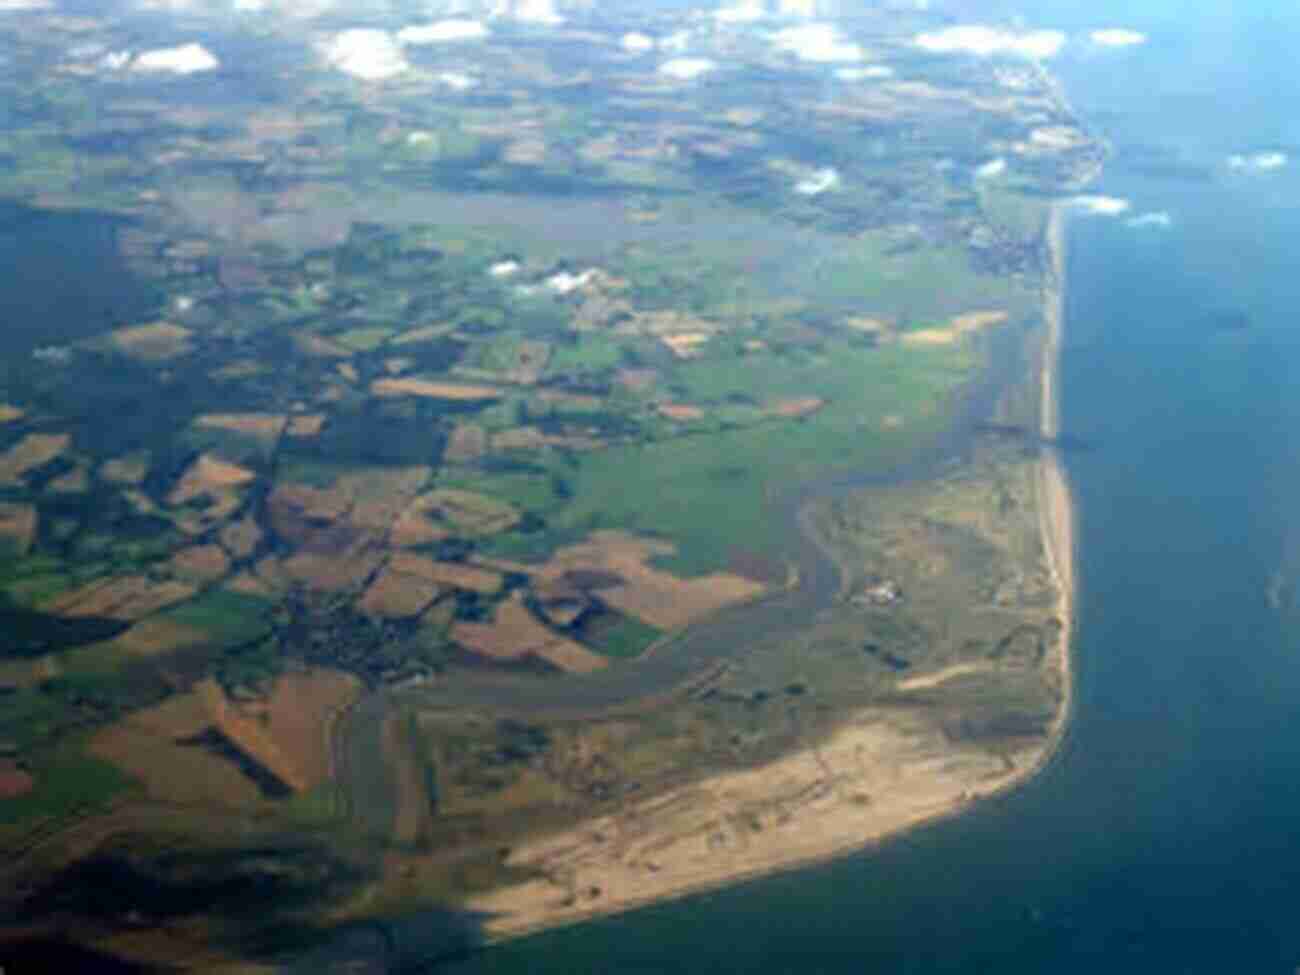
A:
[467,205,1079,941]
[1038,201,1077,747]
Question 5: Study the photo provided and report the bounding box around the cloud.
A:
[794,167,840,196]
[777,0,817,17]
[1126,211,1172,228]
[975,157,1006,179]
[130,42,220,74]
[1069,194,1131,216]
[1228,151,1287,172]
[658,57,716,80]
[914,25,1066,60]
[772,23,863,62]
[621,32,654,53]
[835,65,893,81]
[513,0,562,25]
[321,29,408,80]
[715,0,764,23]
[436,71,477,90]
[545,269,597,294]
[658,30,692,53]
[1090,28,1147,47]
[101,50,132,70]
[134,0,219,10]
[397,20,488,44]
[0,0,52,9]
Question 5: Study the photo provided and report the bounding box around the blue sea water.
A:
[442,5,1300,973]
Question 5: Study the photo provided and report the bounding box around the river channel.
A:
[331,303,1032,848]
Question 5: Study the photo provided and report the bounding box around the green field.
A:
[0,740,134,828]
[809,234,1020,320]
[554,338,978,575]
[579,610,663,659]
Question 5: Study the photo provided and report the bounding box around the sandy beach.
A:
[468,205,1079,939]
[468,717,1050,937]
[1039,201,1076,742]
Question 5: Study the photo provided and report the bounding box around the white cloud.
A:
[975,157,1006,179]
[658,57,716,80]
[772,23,863,62]
[0,0,51,9]
[715,0,764,23]
[1070,194,1131,216]
[233,0,266,11]
[915,25,1065,60]
[489,260,521,278]
[794,167,840,196]
[659,30,691,53]
[777,0,817,17]
[101,50,132,70]
[1126,211,1172,228]
[1228,151,1287,172]
[1090,28,1146,47]
[437,71,477,90]
[397,20,488,44]
[1029,125,1085,150]
[621,32,654,53]
[130,42,220,74]
[514,0,562,25]
[546,269,597,294]
[321,29,408,81]
[835,65,893,81]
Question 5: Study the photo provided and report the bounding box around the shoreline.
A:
[467,204,1079,941]
[1038,201,1077,749]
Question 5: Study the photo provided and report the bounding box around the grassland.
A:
[810,237,1019,319]
[0,739,134,830]
[552,339,976,575]
[577,610,662,660]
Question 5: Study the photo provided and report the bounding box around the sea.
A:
[439,3,1300,973]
